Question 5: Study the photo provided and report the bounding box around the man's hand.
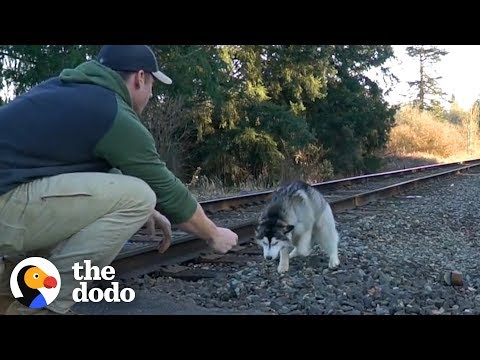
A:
[176,203,238,255]
[144,210,172,253]
[208,227,238,254]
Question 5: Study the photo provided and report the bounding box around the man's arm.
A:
[176,203,238,253]
[94,103,197,224]
[95,102,237,253]
[148,204,238,254]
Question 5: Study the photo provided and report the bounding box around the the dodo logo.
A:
[10,257,61,309]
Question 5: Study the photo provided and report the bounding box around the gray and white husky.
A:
[254,180,340,273]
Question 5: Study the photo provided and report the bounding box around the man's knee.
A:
[122,176,157,212]
[138,182,157,212]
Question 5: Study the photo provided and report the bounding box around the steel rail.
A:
[198,159,480,212]
[113,161,480,278]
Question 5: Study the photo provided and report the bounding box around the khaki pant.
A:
[0,172,156,314]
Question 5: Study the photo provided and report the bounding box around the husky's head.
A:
[254,218,294,260]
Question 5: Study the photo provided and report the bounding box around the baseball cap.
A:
[97,45,172,85]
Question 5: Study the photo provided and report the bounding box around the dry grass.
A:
[385,106,480,165]
[189,105,480,200]
[187,172,273,201]
[187,146,335,201]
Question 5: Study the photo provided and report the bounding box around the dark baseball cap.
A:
[97,45,172,85]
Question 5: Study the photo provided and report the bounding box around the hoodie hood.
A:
[59,60,132,107]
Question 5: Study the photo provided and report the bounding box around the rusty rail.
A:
[113,160,480,279]
[199,159,480,212]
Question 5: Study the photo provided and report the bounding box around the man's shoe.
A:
[4,301,77,315]
[0,295,15,315]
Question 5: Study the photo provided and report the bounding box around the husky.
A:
[254,180,340,273]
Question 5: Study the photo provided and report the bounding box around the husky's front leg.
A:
[278,247,290,273]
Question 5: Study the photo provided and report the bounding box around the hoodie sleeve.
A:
[93,97,198,224]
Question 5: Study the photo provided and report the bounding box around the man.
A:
[0,45,238,315]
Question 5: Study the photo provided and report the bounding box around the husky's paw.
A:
[328,256,340,269]
[277,264,289,273]
[289,248,298,259]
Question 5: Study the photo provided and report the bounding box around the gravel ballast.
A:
[123,171,480,315]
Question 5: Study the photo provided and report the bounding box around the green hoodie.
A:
[58,60,198,224]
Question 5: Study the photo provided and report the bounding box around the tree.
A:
[0,45,399,182]
[182,45,334,184]
[0,45,101,95]
[309,45,397,174]
[463,104,479,155]
[406,45,448,111]
[445,94,464,124]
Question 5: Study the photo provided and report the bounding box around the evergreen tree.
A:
[406,45,448,111]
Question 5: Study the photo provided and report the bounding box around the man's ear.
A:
[133,70,146,88]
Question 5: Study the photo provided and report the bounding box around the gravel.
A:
[126,171,480,315]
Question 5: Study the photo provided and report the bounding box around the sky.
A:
[371,45,480,111]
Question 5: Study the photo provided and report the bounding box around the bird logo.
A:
[10,257,61,308]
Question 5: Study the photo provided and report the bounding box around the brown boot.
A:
[0,295,15,315]
[4,301,77,315]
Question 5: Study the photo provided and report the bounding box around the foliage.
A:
[0,45,398,183]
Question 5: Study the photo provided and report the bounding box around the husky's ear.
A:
[284,225,294,234]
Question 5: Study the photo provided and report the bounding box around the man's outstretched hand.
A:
[208,227,238,254]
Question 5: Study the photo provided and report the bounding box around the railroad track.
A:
[112,159,480,280]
